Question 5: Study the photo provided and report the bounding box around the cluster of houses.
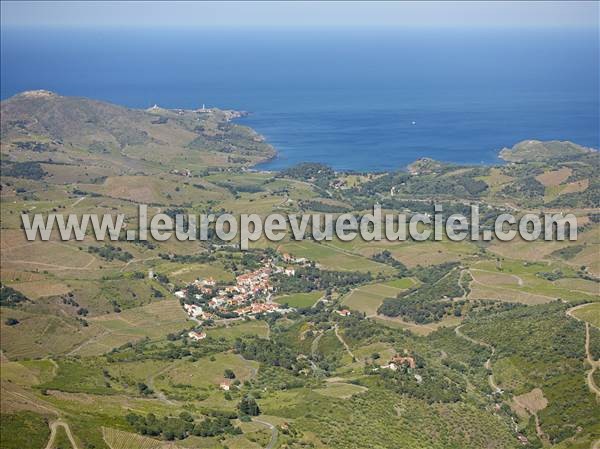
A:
[175,259,301,325]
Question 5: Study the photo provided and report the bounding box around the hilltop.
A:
[499,139,595,163]
[1,90,275,173]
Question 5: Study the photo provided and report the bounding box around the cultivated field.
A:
[571,303,600,328]
[342,279,415,316]
[274,291,323,308]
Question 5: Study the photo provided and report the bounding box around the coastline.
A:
[240,112,598,173]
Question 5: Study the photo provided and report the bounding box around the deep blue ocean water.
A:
[1,27,598,171]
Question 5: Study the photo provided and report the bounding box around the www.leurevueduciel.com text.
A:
[20,204,578,250]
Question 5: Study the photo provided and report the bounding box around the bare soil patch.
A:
[511,388,548,420]
[535,167,572,187]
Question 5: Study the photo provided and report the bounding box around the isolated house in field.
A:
[392,354,417,369]
[391,355,416,369]
[219,380,231,391]
[336,309,351,317]
[187,330,207,341]
[383,355,416,371]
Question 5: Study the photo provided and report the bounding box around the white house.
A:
[188,330,207,341]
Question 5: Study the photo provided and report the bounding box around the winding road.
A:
[2,388,80,449]
[253,418,278,449]
[44,420,80,449]
[566,304,600,449]
[584,321,600,397]
[454,324,548,443]
[566,304,600,397]
[454,324,500,393]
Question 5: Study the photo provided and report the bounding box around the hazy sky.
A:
[1,1,598,28]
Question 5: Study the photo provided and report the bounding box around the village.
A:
[174,254,306,341]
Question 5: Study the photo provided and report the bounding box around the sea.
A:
[1,27,598,171]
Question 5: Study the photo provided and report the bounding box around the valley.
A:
[1,91,599,449]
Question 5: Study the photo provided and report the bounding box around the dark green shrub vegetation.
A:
[273,388,519,449]
[413,262,459,284]
[0,284,29,307]
[12,140,51,152]
[126,411,241,440]
[0,411,50,449]
[547,182,600,208]
[550,245,584,260]
[346,165,489,200]
[461,302,599,444]
[371,250,410,274]
[273,266,372,293]
[300,200,351,213]
[107,336,229,362]
[377,363,466,404]
[159,252,215,264]
[38,358,122,395]
[88,244,133,262]
[378,264,464,323]
[1,161,47,179]
[238,395,260,416]
[192,415,242,437]
[536,270,563,281]
[234,337,304,372]
[278,163,336,189]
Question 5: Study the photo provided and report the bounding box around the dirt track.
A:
[453,324,550,442]
[566,304,600,449]
[334,324,355,360]
[44,420,80,449]
[566,304,600,397]
[454,325,500,393]
[253,418,278,449]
